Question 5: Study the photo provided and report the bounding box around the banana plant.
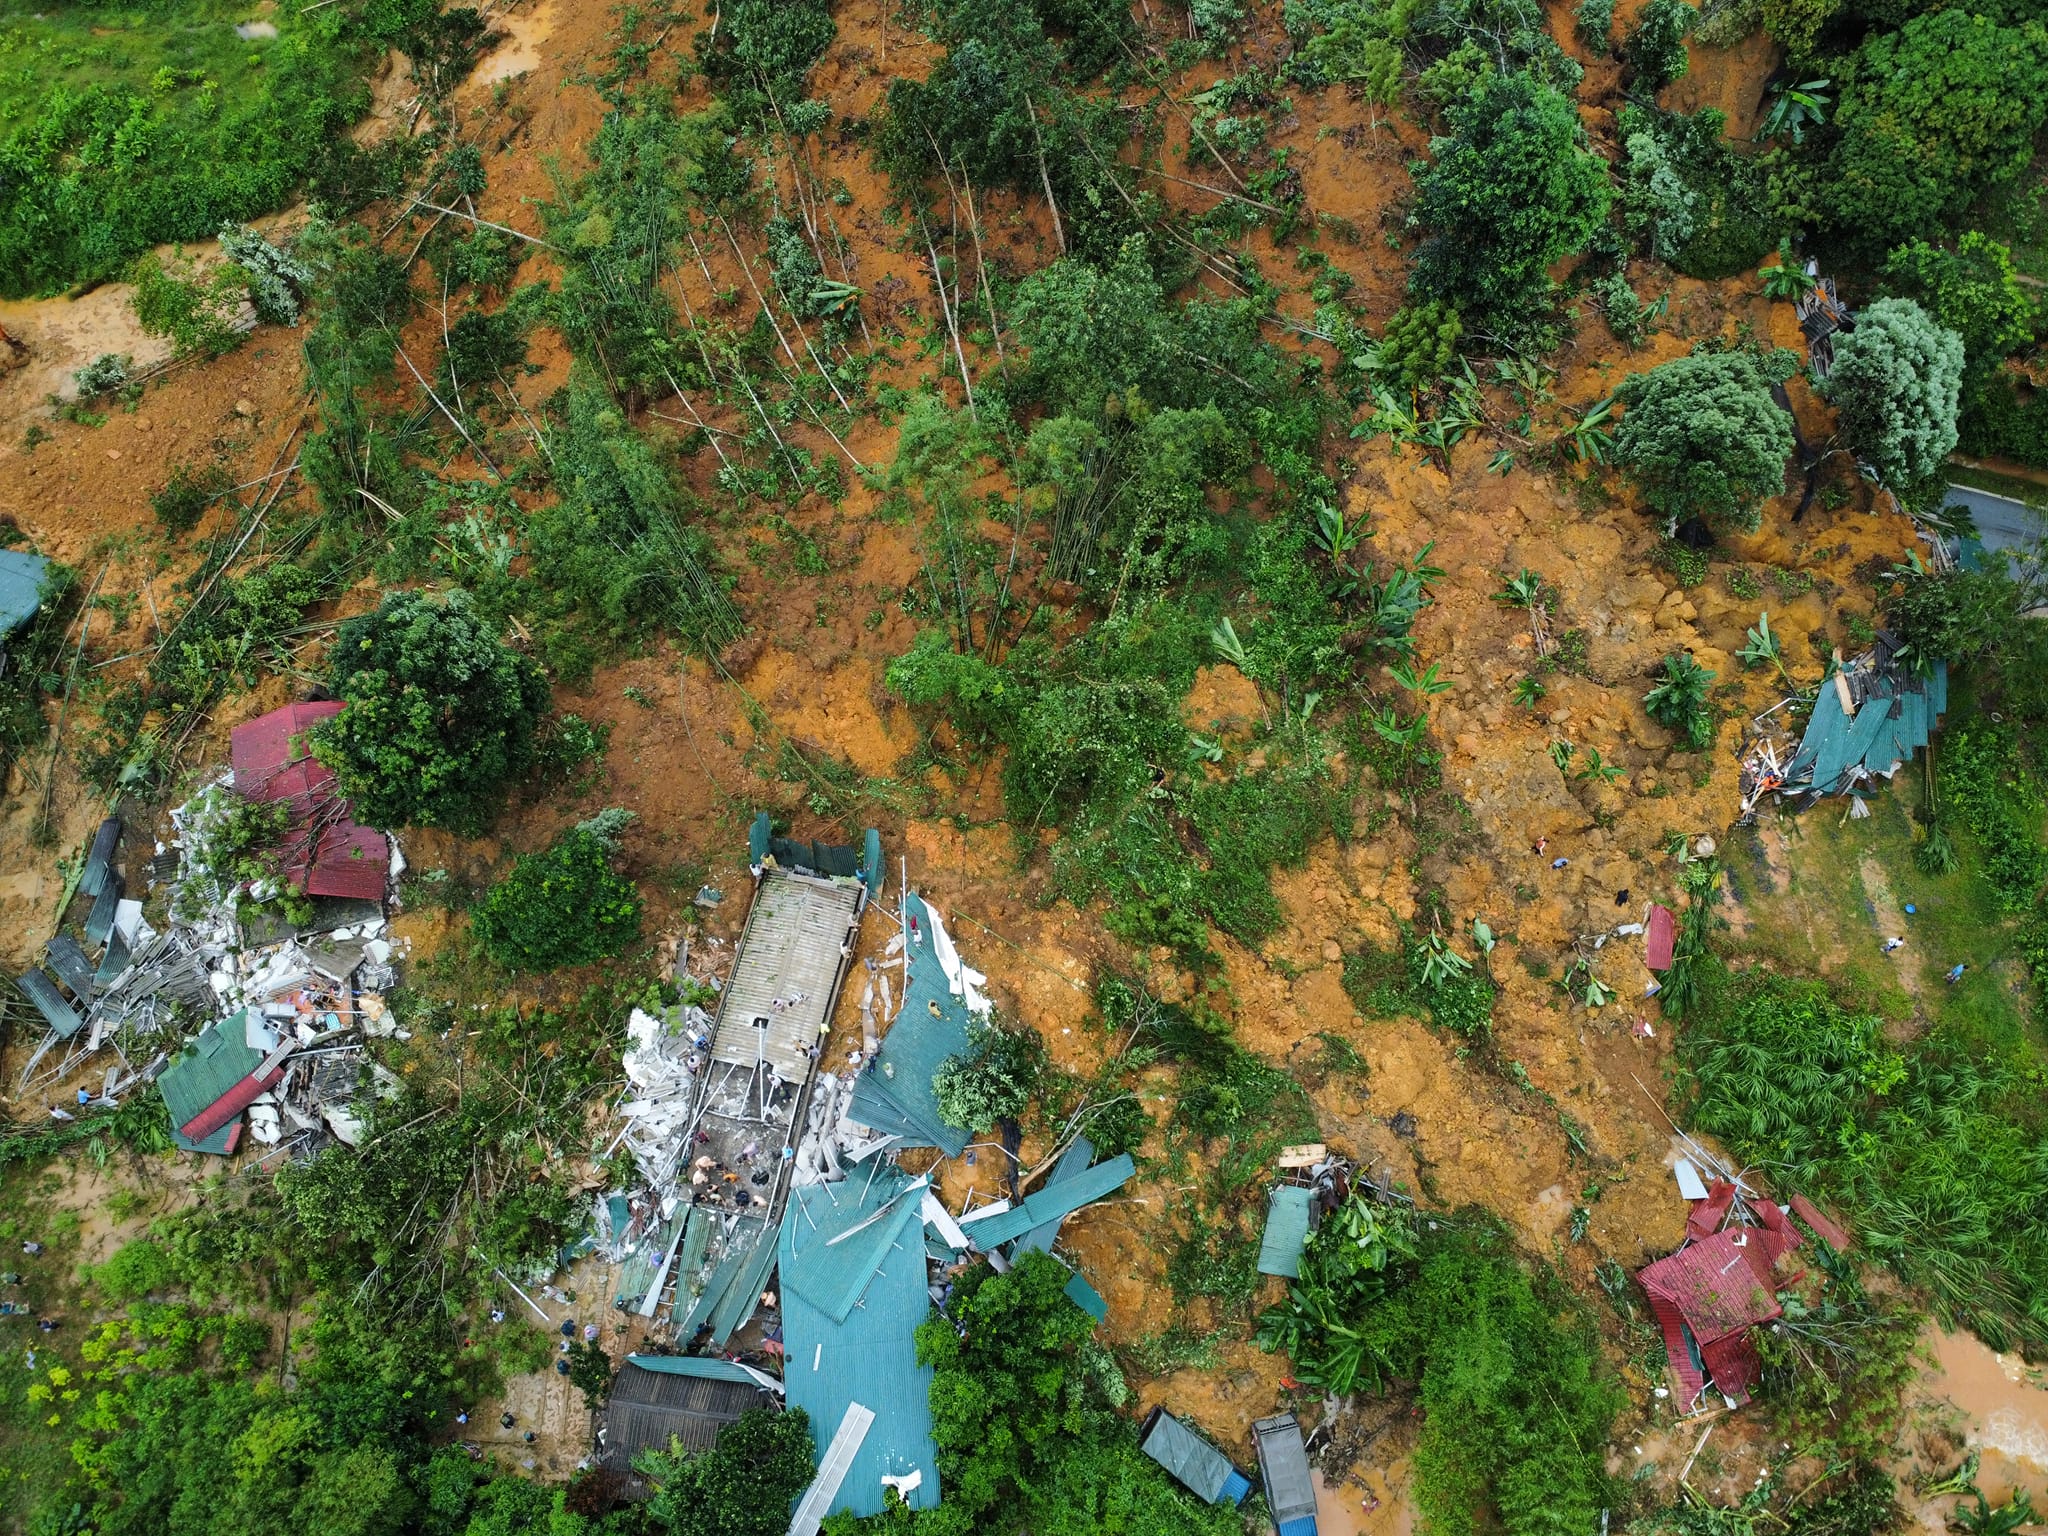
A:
[1389,659,1453,697]
[1471,918,1496,978]
[809,278,865,316]
[1555,396,1617,465]
[1575,746,1625,784]
[1419,930,1472,987]
[1760,239,1817,302]
[1761,78,1829,144]
[1211,616,1251,670]
[1549,740,1577,772]
[1366,699,1430,748]
[1739,610,1790,683]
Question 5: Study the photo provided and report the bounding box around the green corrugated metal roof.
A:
[968,1154,1137,1249]
[1063,1268,1107,1322]
[845,895,972,1157]
[1142,1409,1242,1504]
[625,1353,767,1384]
[0,550,51,640]
[781,1172,940,1519]
[1012,1136,1095,1255]
[1258,1186,1314,1278]
[710,1219,780,1346]
[784,1181,927,1323]
[159,1010,266,1131]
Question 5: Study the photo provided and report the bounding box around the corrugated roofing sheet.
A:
[783,1181,927,1324]
[1253,1414,1318,1533]
[966,1153,1137,1250]
[1258,1185,1314,1278]
[0,549,51,639]
[1012,1136,1094,1255]
[159,1010,274,1135]
[230,702,390,902]
[780,1171,940,1519]
[1063,1268,1107,1322]
[845,894,973,1156]
[15,970,82,1038]
[625,1353,769,1385]
[1637,1231,1783,1344]
[710,866,862,1078]
[1142,1408,1244,1504]
[602,1361,777,1466]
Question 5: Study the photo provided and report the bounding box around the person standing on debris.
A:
[1882,937,1905,954]
[583,1323,598,1343]
[501,1412,516,1429]
[1552,857,1570,870]
[1947,963,1967,984]
[75,1089,89,1107]
[21,1243,41,1257]
[489,1308,505,1324]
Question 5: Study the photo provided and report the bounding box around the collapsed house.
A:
[1741,636,1947,818]
[1256,1144,1348,1282]
[1638,1177,1850,1410]
[597,856,1140,1524]
[599,1355,782,1491]
[11,699,402,1159]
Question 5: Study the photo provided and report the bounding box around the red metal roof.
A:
[1646,905,1677,971]
[1687,1179,1737,1242]
[230,702,389,902]
[1639,1230,1784,1345]
[1790,1194,1852,1252]
[178,1061,288,1142]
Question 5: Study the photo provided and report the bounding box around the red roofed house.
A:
[1639,1189,1805,1409]
[230,701,389,904]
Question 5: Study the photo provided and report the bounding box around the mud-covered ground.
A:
[1,0,2041,1524]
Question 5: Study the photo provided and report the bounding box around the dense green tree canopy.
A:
[471,811,643,973]
[1614,350,1795,528]
[1825,297,1965,490]
[313,589,550,834]
[1408,71,1613,336]
[637,1407,815,1536]
[1882,233,2036,380]
[1822,10,2048,252]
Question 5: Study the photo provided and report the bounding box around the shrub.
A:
[1939,723,2048,913]
[1615,349,1796,529]
[1408,71,1612,338]
[1644,652,1715,749]
[471,812,641,972]
[1574,0,1617,50]
[1363,300,1464,396]
[932,1020,1046,1133]
[313,589,550,833]
[219,224,313,326]
[73,353,132,399]
[150,462,231,536]
[129,251,244,359]
[1617,106,1778,279]
[637,1405,815,1536]
[1825,298,1964,491]
[1625,0,1694,92]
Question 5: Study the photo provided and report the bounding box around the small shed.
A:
[1140,1408,1251,1505]
[230,701,389,903]
[1258,1185,1315,1279]
[600,1356,779,1481]
[1252,1414,1320,1536]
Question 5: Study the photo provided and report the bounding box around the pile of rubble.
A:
[10,704,411,1159]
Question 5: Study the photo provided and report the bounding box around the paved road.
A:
[1943,484,2046,578]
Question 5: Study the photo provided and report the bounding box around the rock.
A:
[1322,940,1342,964]
[234,398,255,417]
[1693,835,1717,857]
[134,418,152,431]
[105,449,121,461]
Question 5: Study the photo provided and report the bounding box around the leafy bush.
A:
[219,224,313,326]
[1816,10,2048,254]
[73,353,132,398]
[1618,107,1778,278]
[1408,71,1612,338]
[933,1021,1046,1132]
[1615,349,1796,529]
[1823,298,1965,491]
[1259,1211,1622,1536]
[150,462,231,536]
[1363,301,1464,396]
[1625,0,1694,91]
[1575,0,1617,49]
[471,812,642,973]
[1882,234,2036,382]
[1283,0,1407,98]
[129,251,245,359]
[914,1252,1239,1536]
[313,589,550,833]
[1679,964,2048,1351]
[637,1406,814,1536]
[1644,652,1716,749]
[1938,723,2048,913]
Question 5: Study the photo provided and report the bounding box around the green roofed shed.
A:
[1258,1186,1315,1279]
